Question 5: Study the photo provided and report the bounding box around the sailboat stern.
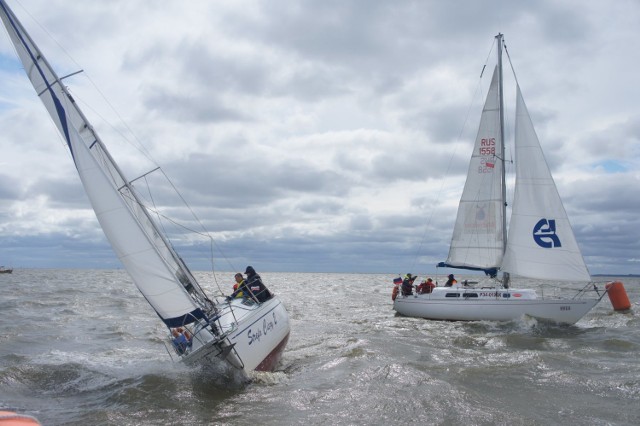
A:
[522,299,600,325]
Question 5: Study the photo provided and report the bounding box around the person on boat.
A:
[231,272,246,298]
[417,277,435,294]
[244,266,273,303]
[171,327,192,354]
[226,272,251,301]
[444,274,457,287]
[401,273,416,296]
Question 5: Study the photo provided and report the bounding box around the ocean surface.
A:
[1,269,638,425]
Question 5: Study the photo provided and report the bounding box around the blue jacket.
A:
[246,272,272,303]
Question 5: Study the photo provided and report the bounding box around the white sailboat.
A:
[393,34,605,324]
[0,1,289,373]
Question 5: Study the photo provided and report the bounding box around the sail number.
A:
[479,138,495,155]
[247,312,279,345]
[478,138,496,173]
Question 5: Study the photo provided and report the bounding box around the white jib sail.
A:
[501,86,591,282]
[446,66,505,271]
[0,2,205,325]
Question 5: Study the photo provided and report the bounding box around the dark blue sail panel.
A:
[437,262,498,277]
[161,308,208,328]
[0,1,73,156]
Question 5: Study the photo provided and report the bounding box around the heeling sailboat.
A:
[0,1,289,373]
[393,33,605,324]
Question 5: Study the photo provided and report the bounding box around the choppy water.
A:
[1,269,639,425]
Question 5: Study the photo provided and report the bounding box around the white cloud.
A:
[1,0,639,275]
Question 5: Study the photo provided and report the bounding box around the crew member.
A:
[401,273,416,296]
[444,274,457,287]
[244,266,273,303]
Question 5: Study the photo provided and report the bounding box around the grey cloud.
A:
[141,87,249,123]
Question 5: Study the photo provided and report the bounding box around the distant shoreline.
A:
[592,274,640,277]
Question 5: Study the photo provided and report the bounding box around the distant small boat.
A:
[0,266,12,274]
[393,34,606,324]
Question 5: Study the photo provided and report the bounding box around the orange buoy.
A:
[605,281,631,311]
[0,411,41,426]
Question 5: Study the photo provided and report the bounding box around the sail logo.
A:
[532,219,562,248]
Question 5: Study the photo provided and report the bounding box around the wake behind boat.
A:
[393,34,607,324]
[0,1,289,375]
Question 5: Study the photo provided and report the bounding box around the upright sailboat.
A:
[0,0,289,373]
[393,34,604,324]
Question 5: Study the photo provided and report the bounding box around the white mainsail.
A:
[0,1,208,326]
[501,86,591,281]
[445,66,504,273]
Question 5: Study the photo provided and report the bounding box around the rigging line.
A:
[502,39,520,88]
[481,36,497,77]
[149,168,236,294]
[0,8,68,156]
[209,241,227,296]
[121,178,231,297]
[157,166,237,272]
[10,1,154,160]
[12,2,235,280]
[138,175,212,306]
[81,92,232,276]
[12,0,161,166]
[129,167,160,183]
[71,93,156,162]
[139,175,216,305]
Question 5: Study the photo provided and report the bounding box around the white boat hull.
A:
[393,287,599,324]
[182,296,290,374]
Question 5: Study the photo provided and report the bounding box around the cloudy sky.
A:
[0,0,638,276]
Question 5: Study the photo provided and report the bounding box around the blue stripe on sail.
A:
[437,262,498,277]
[162,308,207,328]
[0,2,73,157]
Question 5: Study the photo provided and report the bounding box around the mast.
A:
[496,33,510,288]
[0,0,214,321]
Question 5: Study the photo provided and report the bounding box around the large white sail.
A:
[501,86,590,281]
[445,66,505,273]
[0,2,207,326]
